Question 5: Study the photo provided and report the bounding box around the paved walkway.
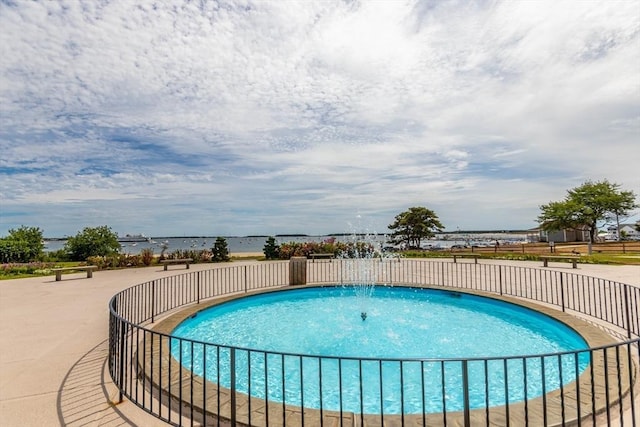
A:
[0,260,638,426]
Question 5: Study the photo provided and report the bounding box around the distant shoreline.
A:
[43,230,534,240]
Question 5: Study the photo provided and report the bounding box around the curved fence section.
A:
[109,260,639,426]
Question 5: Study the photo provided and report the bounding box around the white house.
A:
[605,223,640,241]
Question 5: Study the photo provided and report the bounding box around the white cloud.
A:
[1,0,639,237]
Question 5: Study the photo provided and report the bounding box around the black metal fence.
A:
[109,260,639,426]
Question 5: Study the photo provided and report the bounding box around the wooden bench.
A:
[309,253,334,262]
[52,266,98,281]
[452,253,481,264]
[540,255,580,269]
[160,258,193,271]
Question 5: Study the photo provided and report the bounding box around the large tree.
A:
[538,180,638,245]
[0,226,44,263]
[64,226,121,261]
[388,206,444,249]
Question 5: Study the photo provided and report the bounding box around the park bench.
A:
[452,253,481,264]
[52,265,98,281]
[160,258,193,271]
[539,255,580,269]
[309,253,334,262]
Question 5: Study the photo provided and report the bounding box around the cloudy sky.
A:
[1,0,639,238]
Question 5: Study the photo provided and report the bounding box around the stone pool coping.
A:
[143,283,634,427]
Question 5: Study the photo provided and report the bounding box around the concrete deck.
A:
[1,260,638,426]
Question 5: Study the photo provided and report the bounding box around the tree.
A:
[263,237,280,260]
[64,226,121,261]
[387,206,444,249]
[211,237,230,262]
[0,226,44,263]
[538,180,638,246]
[604,187,640,241]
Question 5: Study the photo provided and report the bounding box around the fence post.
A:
[230,347,237,425]
[289,257,307,286]
[624,284,632,339]
[498,266,503,296]
[118,320,127,403]
[462,360,471,427]
[560,273,566,312]
[197,271,201,304]
[244,265,248,293]
[151,280,155,323]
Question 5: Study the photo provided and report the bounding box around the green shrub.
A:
[211,237,230,262]
[43,249,71,262]
[65,226,121,261]
[0,226,45,263]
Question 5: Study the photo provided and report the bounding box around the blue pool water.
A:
[171,286,590,414]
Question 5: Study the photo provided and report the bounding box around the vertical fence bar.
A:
[616,346,623,426]
[299,355,304,427]
[179,339,183,422]
[560,273,566,312]
[117,320,126,403]
[503,358,510,427]
[319,358,324,427]
[557,354,565,424]
[230,347,236,426]
[281,354,286,426]
[244,265,248,293]
[523,357,529,426]
[197,271,201,304]
[379,360,384,426]
[629,341,638,426]
[202,343,207,427]
[573,352,581,425]
[440,360,447,427]
[264,352,269,426]
[604,347,611,426]
[151,280,156,323]
[462,360,471,427]
[484,359,490,426]
[624,284,632,339]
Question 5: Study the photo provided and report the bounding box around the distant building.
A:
[539,225,590,243]
[604,223,640,241]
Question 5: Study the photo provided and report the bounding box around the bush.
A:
[86,253,145,269]
[167,249,211,263]
[43,249,71,262]
[0,226,45,263]
[65,226,121,261]
[275,238,375,260]
[140,248,155,266]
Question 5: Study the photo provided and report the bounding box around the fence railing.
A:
[109,260,639,426]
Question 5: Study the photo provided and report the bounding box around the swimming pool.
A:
[171,286,590,414]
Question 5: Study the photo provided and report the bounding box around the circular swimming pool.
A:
[171,286,590,414]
